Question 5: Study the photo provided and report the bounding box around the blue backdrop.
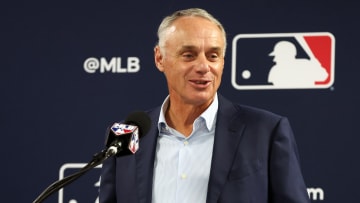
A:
[2,1,359,202]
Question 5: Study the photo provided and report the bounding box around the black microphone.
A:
[105,111,151,157]
[33,111,151,203]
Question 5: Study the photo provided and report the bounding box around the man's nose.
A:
[195,55,210,74]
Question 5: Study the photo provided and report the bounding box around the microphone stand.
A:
[33,147,117,203]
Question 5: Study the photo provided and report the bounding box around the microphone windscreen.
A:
[125,111,151,137]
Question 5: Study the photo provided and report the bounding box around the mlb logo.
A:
[128,128,140,154]
[111,123,137,135]
[231,32,335,90]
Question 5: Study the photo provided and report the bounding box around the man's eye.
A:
[208,54,219,61]
[210,54,218,58]
[182,53,195,60]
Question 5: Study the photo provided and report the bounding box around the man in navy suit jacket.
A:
[99,8,310,203]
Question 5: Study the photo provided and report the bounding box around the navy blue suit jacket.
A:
[99,95,310,203]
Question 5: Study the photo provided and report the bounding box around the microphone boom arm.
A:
[33,148,116,203]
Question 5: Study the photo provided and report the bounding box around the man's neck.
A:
[165,99,213,137]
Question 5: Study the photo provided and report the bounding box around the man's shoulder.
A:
[238,104,283,122]
[142,106,162,121]
[218,94,283,121]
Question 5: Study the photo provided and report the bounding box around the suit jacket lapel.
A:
[206,95,246,203]
[131,96,246,203]
[134,108,161,203]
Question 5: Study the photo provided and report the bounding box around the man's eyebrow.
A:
[177,45,223,53]
[209,47,222,52]
[178,45,197,52]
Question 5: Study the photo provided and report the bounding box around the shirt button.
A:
[184,141,189,145]
[181,173,187,179]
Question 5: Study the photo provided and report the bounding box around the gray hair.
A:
[156,8,227,56]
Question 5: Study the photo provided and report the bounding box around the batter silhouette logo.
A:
[231,32,335,90]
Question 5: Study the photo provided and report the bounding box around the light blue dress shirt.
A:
[152,94,218,203]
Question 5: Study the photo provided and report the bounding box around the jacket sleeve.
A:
[269,117,310,203]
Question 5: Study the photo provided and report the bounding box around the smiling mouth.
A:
[190,80,211,86]
[194,81,208,84]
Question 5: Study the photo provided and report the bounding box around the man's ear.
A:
[154,46,165,72]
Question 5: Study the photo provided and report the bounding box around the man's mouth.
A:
[190,80,211,87]
[194,81,208,84]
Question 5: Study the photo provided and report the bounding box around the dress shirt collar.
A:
[157,93,218,132]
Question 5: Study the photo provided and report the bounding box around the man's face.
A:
[155,16,225,106]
